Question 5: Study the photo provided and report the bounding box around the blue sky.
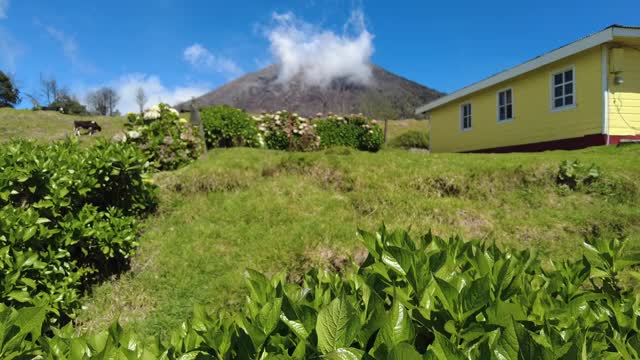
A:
[1,0,639,112]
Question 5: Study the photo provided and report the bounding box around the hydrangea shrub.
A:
[256,111,320,151]
[124,104,204,171]
[315,114,384,152]
[200,105,261,148]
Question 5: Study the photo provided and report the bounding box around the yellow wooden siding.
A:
[608,44,640,136]
[430,47,603,152]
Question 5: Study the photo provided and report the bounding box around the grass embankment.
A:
[0,108,126,143]
[77,145,640,338]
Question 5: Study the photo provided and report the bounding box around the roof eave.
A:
[415,26,640,115]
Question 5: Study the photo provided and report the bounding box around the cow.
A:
[74,120,102,136]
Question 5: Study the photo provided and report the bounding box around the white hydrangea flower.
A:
[170,108,180,116]
[127,130,141,139]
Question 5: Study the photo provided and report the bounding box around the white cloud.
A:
[102,74,210,113]
[0,0,9,19]
[266,9,374,87]
[39,22,96,74]
[0,27,22,71]
[183,44,243,79]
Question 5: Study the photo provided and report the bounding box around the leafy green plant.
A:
[0,139,157,324]
[4,226,639,358]
[557,160,600,190]
[200,105,261,148]
[124,103,205,171]
[315,114,384,152]
[388,130,430,150]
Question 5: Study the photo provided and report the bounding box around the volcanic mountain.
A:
[176,64,443,119]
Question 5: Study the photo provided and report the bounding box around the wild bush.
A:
[124,103,204,171]
[315,114,384,152]
[0,139,157,323]
[200,105,261,148]
[257,111,320,151]
[5,226,640,358]
[556,160,600,190]
[388,130,430,149]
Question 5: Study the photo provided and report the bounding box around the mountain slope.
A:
[176,64,443,119]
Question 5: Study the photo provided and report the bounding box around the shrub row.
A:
[124,104,205,171]
[388,130,430,150]
[199,106,385,152]
[3,226,639,358]
[0,139,158,324]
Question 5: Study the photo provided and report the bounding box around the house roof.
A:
[416,25,640,115]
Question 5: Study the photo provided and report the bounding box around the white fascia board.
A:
[416,28,615,115]
[612,27,640,38]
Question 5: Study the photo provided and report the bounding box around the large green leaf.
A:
[388,343,422,360]
[381,301,415,346]
[429,331,466,360]
[316,297,360,354]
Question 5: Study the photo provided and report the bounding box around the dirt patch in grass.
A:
[157,170,252,194]
[287,245,369,283]
[263,156,356,192]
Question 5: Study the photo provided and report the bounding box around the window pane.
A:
[555,86,563,98]
[565,95,574,105]
[499,92,505,106]
[499,107,505,120]
[554,73,563,85]
[506,90,512,104]
[555,98,564,108]
[564,70,573,82]
[506,105,513,119]
[564,83,573,95]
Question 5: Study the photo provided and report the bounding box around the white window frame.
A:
[460,102,472,131]
[550,66,576,112]
[496,88,514,123]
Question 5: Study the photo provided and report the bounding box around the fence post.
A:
[384,119,389,143]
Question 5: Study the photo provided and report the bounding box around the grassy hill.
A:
[0,108,126,143]
[2,107,638,340]
[75,145,640,337]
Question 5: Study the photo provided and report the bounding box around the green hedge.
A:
[0,139,157,324]
[315,114,384,152]
[3,226,639,358]
[388,130,430,150]
[200,105,261,149]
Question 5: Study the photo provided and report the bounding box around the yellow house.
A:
[416,25,640,153]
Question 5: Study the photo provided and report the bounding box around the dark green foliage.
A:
[315,114,384,152]
[5,226,640,358]
[0,139,157,323]
[125,104,204,171]
[557,160,600,190]
[388,130,430,149]
[0,71,20,108]
[47,94,89,115]
[200,105,260,148]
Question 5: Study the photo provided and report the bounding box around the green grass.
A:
[384,119,429,143]
[0,108,126,143]
[75,144,640,338]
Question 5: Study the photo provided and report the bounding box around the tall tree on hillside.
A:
[39,74,61,105]
[87,87,120,116]
[135,87,148,114]
[0,71,21,108]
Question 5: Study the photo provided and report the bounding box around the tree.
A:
[135,87,148,114]
[87,87,120,116]
[49,94,88,115]
[0,71,21,108]
[40,74,62,105]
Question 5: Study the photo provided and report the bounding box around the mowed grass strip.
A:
[77,145,640,338]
